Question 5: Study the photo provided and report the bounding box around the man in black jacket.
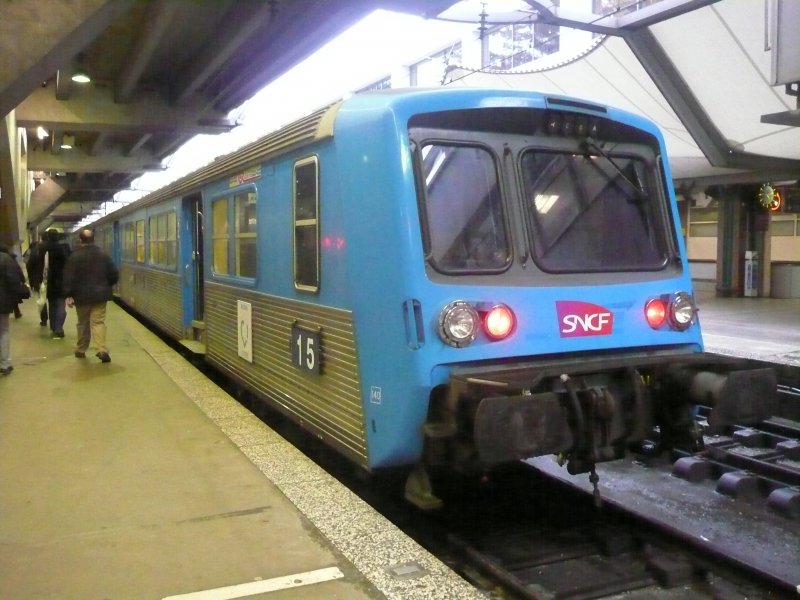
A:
[63,229,119,363]
[25,232,48,326]
[30,229,71,337]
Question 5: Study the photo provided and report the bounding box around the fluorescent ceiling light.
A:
[71,70,91,84]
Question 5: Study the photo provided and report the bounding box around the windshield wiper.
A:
[581,137,645,200]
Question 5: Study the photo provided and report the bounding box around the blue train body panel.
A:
[326,89,701,466]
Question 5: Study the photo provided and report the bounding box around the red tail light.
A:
[645,298,667,328]
[484,304,515,340]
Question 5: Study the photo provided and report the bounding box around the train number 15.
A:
[291,324,321,375]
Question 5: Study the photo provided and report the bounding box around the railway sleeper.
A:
[406,358,778,509]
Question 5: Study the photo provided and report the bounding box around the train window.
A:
[135,219,145,263]
[520,150,668,272]
[234,192,257,277]
[148,211,177,269]
[210,191,257,279]
[293,157,319,292]
[212,198,229,275]
[148,216,157,262]
[417,143,509,273]
[122,222,135,262]
[167,211,177,266]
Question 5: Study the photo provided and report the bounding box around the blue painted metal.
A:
[105,88,706,470]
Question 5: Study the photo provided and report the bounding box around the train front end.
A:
[368,90,775,507]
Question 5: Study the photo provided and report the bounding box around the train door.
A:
[180,193,205,348]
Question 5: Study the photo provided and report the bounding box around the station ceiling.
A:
[0,0,457,240]
[1,0,798,246]
[444,0,800,196]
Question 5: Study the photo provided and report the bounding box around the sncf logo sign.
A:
[557,301,614,337]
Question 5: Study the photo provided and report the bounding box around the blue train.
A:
[89,88,773,507]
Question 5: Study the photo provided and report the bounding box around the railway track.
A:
[380,384,800,599]
[187,339,800,599]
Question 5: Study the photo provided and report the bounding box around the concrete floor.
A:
[0,297,481,600]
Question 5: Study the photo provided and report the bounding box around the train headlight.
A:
[484,304,515,340]
[438,301,479,347]
[668,292,695,331]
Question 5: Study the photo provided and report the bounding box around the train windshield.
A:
[520,150,669,272]
[418,143,511,273]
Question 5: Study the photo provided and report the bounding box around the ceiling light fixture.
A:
[61,134,75,150]
[71,69,91,84]
[36,126,49,139]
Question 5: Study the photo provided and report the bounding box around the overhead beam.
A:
[173,0,278,106]
[624,28,731,167]
[17,85,236,135]
[28,147,160,173]
[210,0,374,112]
[0,0,136,119]
[116,0,182,103]
[27,177,67,226]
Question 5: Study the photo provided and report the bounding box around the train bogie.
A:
[90,88,775,508]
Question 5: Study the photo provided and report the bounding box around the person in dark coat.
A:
[63,229,119,363]
[5,248,24,319]
[0,246,29,375]
[31,229,70,337]
[25,233,48,326]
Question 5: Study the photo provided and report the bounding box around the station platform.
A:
[0,297,482,600]
[694,287,800,366]
[1,289,797,599]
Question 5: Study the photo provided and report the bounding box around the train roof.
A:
[89,87,660,227]
[91,99,343,226]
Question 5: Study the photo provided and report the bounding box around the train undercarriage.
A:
[406,351,777,509]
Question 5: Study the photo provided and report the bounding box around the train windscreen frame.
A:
[410,106,676,278]
[416,142,511,274]
[520,149,669,273]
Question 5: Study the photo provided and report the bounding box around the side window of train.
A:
[417,143,510,274]
[147,211,177,269]
[234,191,257,278]
[212,198,229,275]
[122,222,136,261]
[293,156,319,292]
[135,219,145,263]
[211,191,257,279]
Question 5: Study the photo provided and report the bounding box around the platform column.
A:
[715,189,745,297]
[746,187,770,298]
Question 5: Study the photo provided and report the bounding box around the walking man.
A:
[30,229,70,337]
[25,232,48,326]
[63,229,119,363]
